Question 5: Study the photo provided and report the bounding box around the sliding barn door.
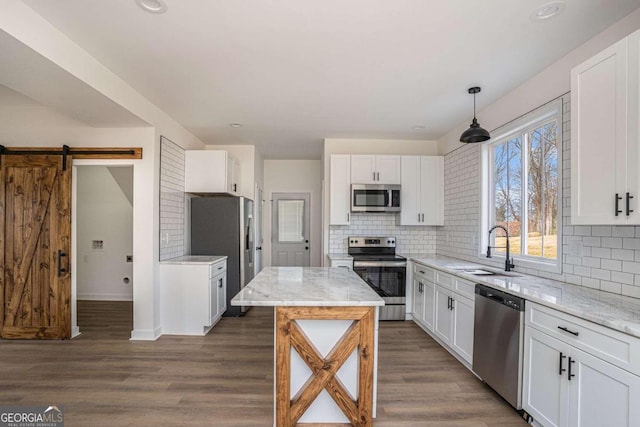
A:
[0,155,71,339]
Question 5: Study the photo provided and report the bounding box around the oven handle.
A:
[353,261,407,268]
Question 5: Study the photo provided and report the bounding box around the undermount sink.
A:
[453,268,523,278]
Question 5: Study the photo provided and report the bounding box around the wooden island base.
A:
[275,306,376,427]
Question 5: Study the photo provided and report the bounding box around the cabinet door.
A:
[422,279,435,331]
[399,156,421,225]
[330,155,351,225]
[627,29,640,224]
[350,155,376,184]
[185,150,228,193]
[420,156,444,225]
[375,155,401,184]
[451,294,474,364]
[208,277,217,326]
[412,278,425,326]
[434,285,453,345]
[228,157,240,194]
[523,327,571,427]
[216,273,226,316]
[571,38,628,225]
[568,347,640,427]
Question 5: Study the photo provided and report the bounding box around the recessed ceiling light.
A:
[135,0,167,14]
[413,126,425,130]
[530,1,566,21]
[230,123,243,128]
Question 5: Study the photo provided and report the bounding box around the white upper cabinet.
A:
[351,155,400,184]
[185,150,240,195]
[330,154,351,225]
[571,30,640,224]
[398,156,444,225]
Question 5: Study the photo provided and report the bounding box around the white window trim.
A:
[479,99,563,274]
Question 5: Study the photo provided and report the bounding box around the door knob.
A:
[305,247,309,250]
[256,246,262,251]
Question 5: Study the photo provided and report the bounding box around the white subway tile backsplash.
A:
[159,138,186,261]
[329,213,437,254]
[613,227,636,238]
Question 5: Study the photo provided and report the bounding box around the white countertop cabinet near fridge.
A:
[160,257,228,336]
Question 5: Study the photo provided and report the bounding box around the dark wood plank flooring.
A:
[0,301,525,426]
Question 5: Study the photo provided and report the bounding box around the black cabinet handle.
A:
[57,250,67,277]
[447,296,452,310]
[558,326,579,336]
[568,357,576,380]
[559,352,567,376]
[616,193,623,216]
[626,192,634,216]
[450,298,455,310]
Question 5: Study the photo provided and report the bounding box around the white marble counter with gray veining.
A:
[160,255,227,265]
[230,267,384,307]
[409,255,640,338]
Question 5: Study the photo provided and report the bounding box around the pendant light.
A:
[460,87,490,143]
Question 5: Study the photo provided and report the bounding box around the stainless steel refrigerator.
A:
[191,196,254,316]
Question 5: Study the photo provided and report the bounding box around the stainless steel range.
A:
[348,236,406,320]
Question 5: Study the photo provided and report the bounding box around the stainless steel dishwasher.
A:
[473,283,525,409]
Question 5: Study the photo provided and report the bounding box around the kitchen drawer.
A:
[453,277,475,299]
[330,259,353,270]
[435,271,453,290]
[413,263,435,282]
[210,261,226,278]
[526,302,640,375]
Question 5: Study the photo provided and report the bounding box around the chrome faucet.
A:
[487,225,515,272]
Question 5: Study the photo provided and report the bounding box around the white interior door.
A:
[271,192,311,267]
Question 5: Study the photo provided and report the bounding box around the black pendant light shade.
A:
[460,87,490,143]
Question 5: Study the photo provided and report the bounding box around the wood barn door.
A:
[0,155,71,339]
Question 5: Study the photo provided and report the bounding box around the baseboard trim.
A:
[130,326,162,341]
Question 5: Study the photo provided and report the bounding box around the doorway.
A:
[73,163,133,338]
[271,192,310,267]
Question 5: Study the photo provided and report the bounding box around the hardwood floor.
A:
[0,301,526,426]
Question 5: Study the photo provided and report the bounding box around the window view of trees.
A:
[492,121,558,260]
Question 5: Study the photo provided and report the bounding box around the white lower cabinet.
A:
[161,258,228,336]
[412,275,435,331]
[524,302,640,427]
[434,285,453,346]
[412,262,475,366]
[451,293,474,364]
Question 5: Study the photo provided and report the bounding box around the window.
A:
[483,100,562,269]
[278,199,305,242]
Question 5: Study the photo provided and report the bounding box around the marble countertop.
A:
[408,255,640,338]
[327,253,353,261]
[161,255,227,265]
[231,267,384,307]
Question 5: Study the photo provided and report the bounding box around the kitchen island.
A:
[231,267,384,427]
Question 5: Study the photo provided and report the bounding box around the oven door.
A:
[352,262,406,298]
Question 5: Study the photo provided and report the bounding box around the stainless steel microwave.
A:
[351,184,401,212]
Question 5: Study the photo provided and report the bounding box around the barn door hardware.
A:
[0,145,141,170]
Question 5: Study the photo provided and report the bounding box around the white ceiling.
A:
[18,0,640,158]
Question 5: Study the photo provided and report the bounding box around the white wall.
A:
[438,8,640,156]
[264,160,323,267]
[77,166,133,301]
[322,138,439,263]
